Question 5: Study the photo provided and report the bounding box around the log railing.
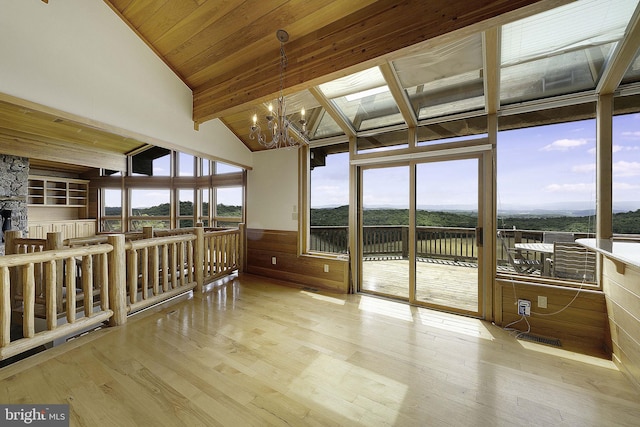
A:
[203,227,243,283]
[124,233,199,314]
[0,225,244,361]
[0,241,115,361]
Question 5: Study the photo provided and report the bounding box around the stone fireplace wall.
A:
[0,155,29,255]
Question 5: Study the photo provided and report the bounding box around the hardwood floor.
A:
[1,273,639,426]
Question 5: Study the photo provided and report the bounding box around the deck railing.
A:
[1,225,244,361]
[311,226,557,264]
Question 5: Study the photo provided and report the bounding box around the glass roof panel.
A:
[393,34,485,119]
[500,0,638,104]
[284,90,344,140]
[310,109,344,139]
[621,47,640,85]
[501,0,636,66]
[501,43,616,104]
[319,67,403,131]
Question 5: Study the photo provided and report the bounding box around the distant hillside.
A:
[311,205,640,234]
[106,202,241,217]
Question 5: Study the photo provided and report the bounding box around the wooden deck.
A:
[362,258,478,312]
[1,273,639,426]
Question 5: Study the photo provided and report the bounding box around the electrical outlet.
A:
[518,299,531,316]
[538,295,547,309]
[323,264,329,273]
[271,256,277,265]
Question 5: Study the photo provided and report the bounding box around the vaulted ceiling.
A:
[103,0,574,151]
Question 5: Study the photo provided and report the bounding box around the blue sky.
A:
[311,114,640,212]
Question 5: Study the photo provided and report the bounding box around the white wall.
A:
[0,0,252,168]
[247,149,299,231]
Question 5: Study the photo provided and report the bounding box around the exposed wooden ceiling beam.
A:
[192,0,553,124]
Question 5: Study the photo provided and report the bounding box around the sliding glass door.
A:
[415,158,480,314]
[358,155,483,316]
[360,165,410,299]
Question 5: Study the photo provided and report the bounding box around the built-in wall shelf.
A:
[28,176,88,207]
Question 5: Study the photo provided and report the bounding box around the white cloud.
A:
[544,183,593,193]
[613,182,640,191]
[541,138,588,151]
[572,163,595,173]
[613,161,640,177]
[613,144,640,152]
[620,131,640,139]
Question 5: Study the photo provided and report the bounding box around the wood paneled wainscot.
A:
[246,229,349,293]
[578,238,640,390]
[496,276,609,357]
[27,220,96,241]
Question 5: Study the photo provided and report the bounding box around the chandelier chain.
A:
[249,30,308,149]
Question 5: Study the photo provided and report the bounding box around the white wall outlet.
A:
[517,299,531,316]
[323,264,329,273]
[292,212,297,220]
[293,204,297,213]
[271,256,277,265]
[538,296,547,309]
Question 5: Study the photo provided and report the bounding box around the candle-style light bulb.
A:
[301,108,305,117]
[268,104,273,113]
[252,114,257,125]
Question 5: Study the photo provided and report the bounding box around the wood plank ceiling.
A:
[103,0,557,151]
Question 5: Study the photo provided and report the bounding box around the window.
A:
[131,147,171,176]
[200,188,210,226]
[215,162,242,174]
[96,149,245,232]
[178,189,195,228]
[178,153,195,177]
[613,113,640,236]
[309,146,350,254]
[215,187,243,227]
[130,189,171,231]
[497,119,597,282]
[102,189,122,232]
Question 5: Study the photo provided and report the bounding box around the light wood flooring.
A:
[1,273,639,426]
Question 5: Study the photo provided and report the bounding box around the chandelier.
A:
[250,29,308,149]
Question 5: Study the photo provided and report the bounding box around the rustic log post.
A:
[45,232,63,312]
[23,263,35,338]
[194,226,204,293]
[143,226,154,239]
[128,248,138,304]
[4,230,20,255]
[238,223,246,273]
[45,260,57,331]
[82,255,93,318]
[65,258,76,323]
[4,230,20,309]
[108,234,127,326]
[0,266,11,347]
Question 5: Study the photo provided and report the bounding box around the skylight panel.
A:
[501,0,638,67]
[319,67,386,99]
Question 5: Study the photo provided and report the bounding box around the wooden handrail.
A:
[1,226,244,361]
